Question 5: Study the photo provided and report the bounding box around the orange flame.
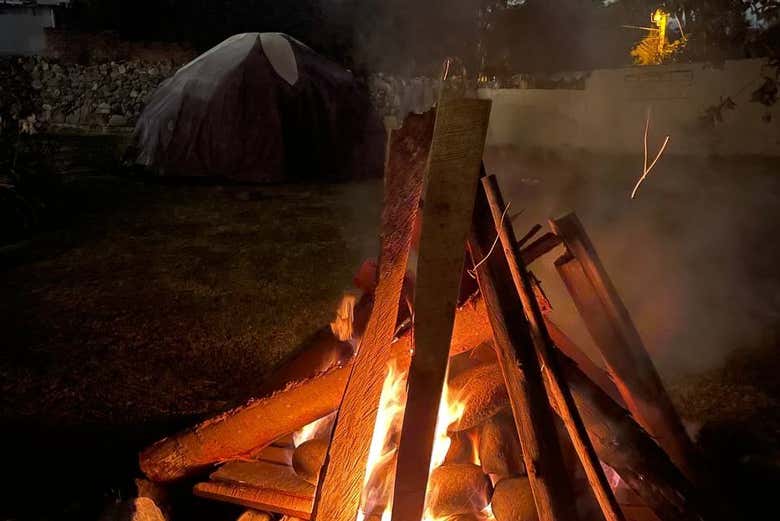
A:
[358,361,492,521]
[358,358,408,520]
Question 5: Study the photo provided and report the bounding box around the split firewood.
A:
[194,461,314,519]
[479,411,525,478]
[491,477,539,521]
[139,294,489,483]
[98,498,166,521]
[291,438,328,485]
[444,426,480,465]
[237,511,273,521]
[425,463,493,518]
[140,365,352,482]
[448,362,508,431]
[250,445,293,466]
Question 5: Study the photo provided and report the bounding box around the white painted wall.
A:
[479,59,780,157]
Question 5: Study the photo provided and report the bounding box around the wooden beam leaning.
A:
[391,98,491,521]
[310,110,435,521]
[482,175,625,521]
[468,185,577,521]
[550,213,698,480]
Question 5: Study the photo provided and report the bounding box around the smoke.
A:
[485,147,780,378]
[322,0,487,74]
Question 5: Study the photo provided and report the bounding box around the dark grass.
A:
[0,174,381,520]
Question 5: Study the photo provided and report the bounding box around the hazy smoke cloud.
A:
[485,148,780,378]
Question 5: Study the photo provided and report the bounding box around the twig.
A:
[468,202,511,279]
[632,108,670,199]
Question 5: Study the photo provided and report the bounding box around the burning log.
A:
[551,213,699,481]
[552,345,707,521]
[479,411,525,478]
[250,445,293,466]
[491,477,539,521]
[291,439,328,485]
[444,427,480,465]
[444,355,707,521]
[140,365,351,482]
[468,180,578,521]
[193,461,315,519]
[312,109,434,521]
[448,362,507,431]
[481,175,625,521]
[98,498,166,521]
[139,292,489,483]
[425,464,493,518]
[237,511,273,521]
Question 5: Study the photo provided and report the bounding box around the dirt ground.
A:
[1,152,778,520]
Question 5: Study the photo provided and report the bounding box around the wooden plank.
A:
[544,318,624,407]
[551,344,707,521]
[194,481,312,519]
[468,184,577,521]
[311,110,436,521]
[520,231,563,265]
[391,98,491,521]
[251,445,293,466]
[482,175,625,521]
[195,461,315,519]
[550,213,698,480]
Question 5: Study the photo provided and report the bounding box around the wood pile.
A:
[132,100,712,521]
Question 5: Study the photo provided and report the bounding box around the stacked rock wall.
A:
[0,56,180,134]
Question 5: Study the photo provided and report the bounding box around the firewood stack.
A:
[132,100,711,521]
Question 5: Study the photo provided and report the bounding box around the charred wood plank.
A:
[482,175,625,521]
[392,98,491,521]
[520,232,563,265]
[468,183,577,521]
[551,213,698,480]
[311,110,435,521]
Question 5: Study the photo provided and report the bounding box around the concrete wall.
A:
[0,6,55,55]
[479,59,780,157]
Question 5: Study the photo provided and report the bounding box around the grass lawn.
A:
[0,174,381,520]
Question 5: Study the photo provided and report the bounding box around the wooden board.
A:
[392,98,491,521]
[251,445,293,466]
[468,185,577,521]
[551,213,698,480]
[311,110,435,521]
[195,461,315,519]
[481,176,624,521]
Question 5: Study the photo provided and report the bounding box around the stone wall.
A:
[0,55,179,134]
